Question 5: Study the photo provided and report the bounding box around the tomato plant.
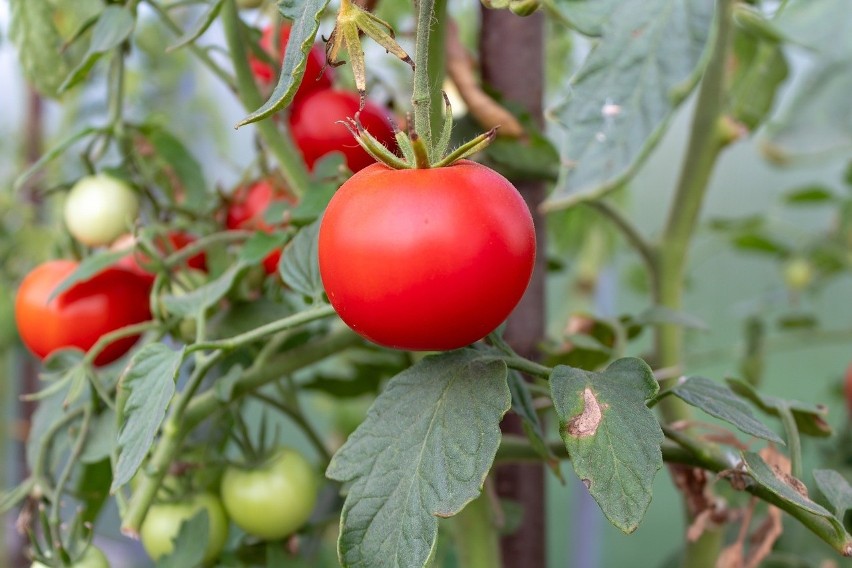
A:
[319,160,535,350]
[845,363,852,417]
[249,23,333,104]
[63,175,139,247]
[139,493,229,564]
[220,447,319,540]
[14,260,152,366]
[31,546,109,568]
[289,89,398,173]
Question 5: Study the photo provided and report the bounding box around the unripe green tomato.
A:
[220,447,319,540]
[783,257,814,291]
[64,175,140,246]
[31,546,109,568]
[140,493,228,564]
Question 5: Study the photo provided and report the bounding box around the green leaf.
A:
[731,232,790,256]
[742,452,839,525]
[74,459,112,524]
[550,358,663,533]
[326,350,511,568]
[13,127,101,192]
[112,344,184,491]
[545,0,714,210]
[155,509,209,568]
[666,376,783,444]
[59,6,135,93]
[238,0,332,126]
[238,231,287,266]
[138,124,210,211]
[814,470,852,522]
[280,220,323,302]
[726,378,832,438]
[9,0,72,96]
[162,263,248,318]
[483,130,560,183]
[167,0,224,52]
[774,0,852,61]
[544,0,617,36]
[48,248,131,301]
[784,185,836,204]
[728,30,788,131]
[763,61,852,162]
[79,409,118,464]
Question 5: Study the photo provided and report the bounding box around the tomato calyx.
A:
[342,93,498,170]
[325,0,414,104]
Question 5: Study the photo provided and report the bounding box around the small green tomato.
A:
[783,257,814,291]
[64,174,139,246]
[220,447,319,540]
[140,493,229,564]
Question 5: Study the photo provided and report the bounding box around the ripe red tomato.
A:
[15,260,152,366]
[114,232,207,284]
[318,160,535,350]
[289,89,398,173]
[249,23,333,104]
[226,180,295,274]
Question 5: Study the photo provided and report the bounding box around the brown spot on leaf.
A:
[581,479,591,490]
[564,388,605,438]
[760,447,808,499]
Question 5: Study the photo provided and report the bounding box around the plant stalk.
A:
[411,0,438,152]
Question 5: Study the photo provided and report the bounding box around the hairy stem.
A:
[411,0,437,151]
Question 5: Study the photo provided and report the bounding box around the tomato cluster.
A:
[250,22,398,174]
[138,447,319,562]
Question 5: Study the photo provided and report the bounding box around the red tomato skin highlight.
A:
[249,24,332,103]
[318,160,535,350]
[15,260,152,366]
[289,90,398,173]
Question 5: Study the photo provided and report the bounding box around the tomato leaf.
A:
[632,306,709,331]
[546,0,714,210]
[167,0,225,52]
[326,350,511,568]
[763,61,852,162]
[112,344,184,492]
[13,127,102,193]
[280,220,323,302]
[784,185,836,205]
[545,0,617,36]
[238,231,287,266]
[550,357,663,534]
[726,378,832,438]
[9,0,72,97]
[741,452,841,530]
[508,371,561,478]
[238,0,331,126]
[79,409,118,464]
[161,263,248,318]
[59,6,135,93]
[137,124,210,211]
[774,0,852,61]
[813,469,852,520]
[665,376,784,444]
[155,509,209,568]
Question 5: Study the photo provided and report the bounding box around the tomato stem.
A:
[411,0,438,153]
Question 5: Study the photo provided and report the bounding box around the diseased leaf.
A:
[239,0,331,125]
[112,344,184,491]
[550,358,663,533]
[667,376,783,444]
[742,452,837,522]
[59,6,135,93]
[546,0,714,209]
[326,350,511,568]
[280,220,323,302]
[813,469,852,519]
[726,378,832,438]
